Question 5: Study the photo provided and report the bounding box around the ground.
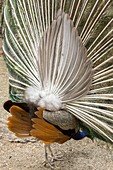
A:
[0,39,113,170]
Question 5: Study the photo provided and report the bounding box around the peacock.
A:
[2,0,113,167]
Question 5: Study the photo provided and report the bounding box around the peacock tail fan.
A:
[3,0,113,143]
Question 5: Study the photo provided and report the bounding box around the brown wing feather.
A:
[8,106,32,137]
[31,108,70,144]
[7,105,70,143]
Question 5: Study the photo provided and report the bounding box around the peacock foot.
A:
[42,144,64,168]
[42,160,54,169]
[49,153,64,162]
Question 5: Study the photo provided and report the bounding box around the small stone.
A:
[9,156,12,159]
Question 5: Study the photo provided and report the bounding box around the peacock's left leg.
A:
[43,143,63,165]
[43,143,54,168]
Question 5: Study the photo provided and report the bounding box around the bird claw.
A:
[42,144,64,168]
[42,154,63,169]
[42,160,54,169]
[50,154,64,162]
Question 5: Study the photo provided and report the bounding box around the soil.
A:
[0,38,113,170]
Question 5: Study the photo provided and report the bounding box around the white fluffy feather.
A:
[25,86,62,111]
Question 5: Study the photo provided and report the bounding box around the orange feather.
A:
[31,109,70,144]
[7,105,70,144]
[8,106,32,136]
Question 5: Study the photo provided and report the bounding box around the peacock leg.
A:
[42,144,63,168]
[42,143,54,168]
[47,144,64,162]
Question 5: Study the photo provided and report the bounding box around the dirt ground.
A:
[0,39,113,170]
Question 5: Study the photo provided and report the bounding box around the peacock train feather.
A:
[3,0,113,143]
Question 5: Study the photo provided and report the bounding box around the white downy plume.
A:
[25,86,62,111]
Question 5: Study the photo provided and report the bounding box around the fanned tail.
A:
[3,0,113,143]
